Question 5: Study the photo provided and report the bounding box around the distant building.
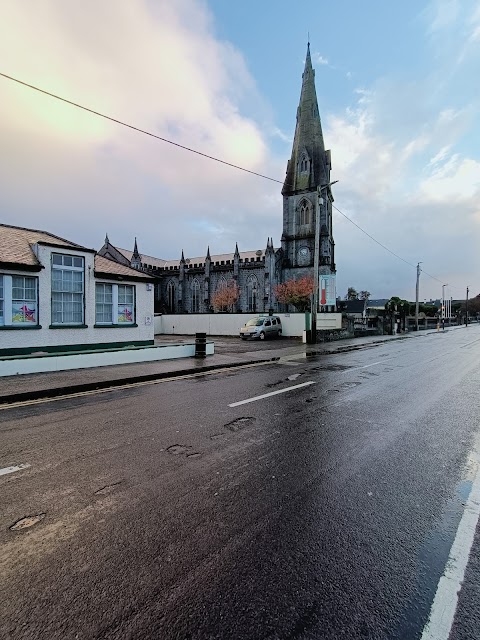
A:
[99,44,337,314]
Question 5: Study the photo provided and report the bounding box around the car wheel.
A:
[278,330,282,338]
[259,331,266,340]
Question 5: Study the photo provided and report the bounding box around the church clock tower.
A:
[281,43,336,284]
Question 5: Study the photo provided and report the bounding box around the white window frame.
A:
[51,253,85,325]
[0,274,39,327]
[95,283,135,325]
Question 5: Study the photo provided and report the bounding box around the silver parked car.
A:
[239,315,282,340]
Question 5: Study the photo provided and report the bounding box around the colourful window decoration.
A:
[117,285,134,323]
[12,276,37,324]
[0,275,38,327]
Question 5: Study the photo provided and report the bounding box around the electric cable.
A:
[0,70,469,294]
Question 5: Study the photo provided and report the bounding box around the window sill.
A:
[94,323,138,328]
[49,324,88,329]
[0,325,42,330]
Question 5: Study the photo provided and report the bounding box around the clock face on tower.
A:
[298,246,310,265]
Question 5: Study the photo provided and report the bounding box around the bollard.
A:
[195,332,207,358]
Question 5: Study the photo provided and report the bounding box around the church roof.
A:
[164,249,269,268]
[0,223,94,270]
[282,43,330,195]
[113,245,274,269]
[94,255,154,281]
[115,247,167,269]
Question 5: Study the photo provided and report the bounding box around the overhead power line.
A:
[0,71,282,185]
[331,204,416,269]
[0,70,467,293]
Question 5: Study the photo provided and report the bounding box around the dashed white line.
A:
[228,381,316,407]
[421,443,480,640]
[0,463,31,476]
[343,361,384,373]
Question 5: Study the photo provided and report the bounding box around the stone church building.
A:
[99,44,336,314]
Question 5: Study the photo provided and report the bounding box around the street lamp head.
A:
[320,180,339,190]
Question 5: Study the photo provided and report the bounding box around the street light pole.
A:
[466,286,469,327]
[415,262,422,332]
[311,180,338,344]
[442,284,447,330]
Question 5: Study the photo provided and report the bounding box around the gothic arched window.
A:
[192,279,201,313]
[246,275,258,313]
[217,277,227,292]
[300,156,308,173]
[167,280,176,312]
[297,200,311,226]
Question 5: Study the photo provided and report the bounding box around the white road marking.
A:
[228,381,315,407]
[0,361,278,410]
[343,361,383,373]
[0,463,30,476]
[421,444,480,640]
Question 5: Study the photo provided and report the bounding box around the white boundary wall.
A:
[155,313,341,337]
[0,342,214,377]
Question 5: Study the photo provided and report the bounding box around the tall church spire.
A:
[282,43,329,195]
[131,237,141,269]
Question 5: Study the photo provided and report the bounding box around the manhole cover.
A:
[10,513,46,531]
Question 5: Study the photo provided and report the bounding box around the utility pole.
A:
[442,284,447,331]
[415,262,422,332]
[466,286,469,327]
[311,180,338,344]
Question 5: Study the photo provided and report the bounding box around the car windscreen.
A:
[246,319,263,326]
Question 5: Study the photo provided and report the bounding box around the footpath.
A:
[0,326,465,406]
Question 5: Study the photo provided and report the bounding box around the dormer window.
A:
[300,156,309,173]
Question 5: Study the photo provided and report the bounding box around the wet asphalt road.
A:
[1,327,480,639]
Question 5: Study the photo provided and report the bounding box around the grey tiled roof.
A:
[0,223,92,268]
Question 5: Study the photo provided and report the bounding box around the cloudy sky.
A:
[1,0,479,300]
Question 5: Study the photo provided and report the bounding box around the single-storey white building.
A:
[0,223,154,357]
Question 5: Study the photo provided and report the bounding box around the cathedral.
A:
[99,44,336,314]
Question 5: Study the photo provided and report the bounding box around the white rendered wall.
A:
[155,313,341,336]
[0,342,214,377]
[0,244,154,353]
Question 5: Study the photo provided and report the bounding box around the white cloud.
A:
[419,155,480,201]
[426,0,460,33]
[312,52,329,65]
[0,0,279,257]
[323,76,480,299]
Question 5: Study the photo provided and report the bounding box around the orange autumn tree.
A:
[273,276,314,312]
[211,281,240,312]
